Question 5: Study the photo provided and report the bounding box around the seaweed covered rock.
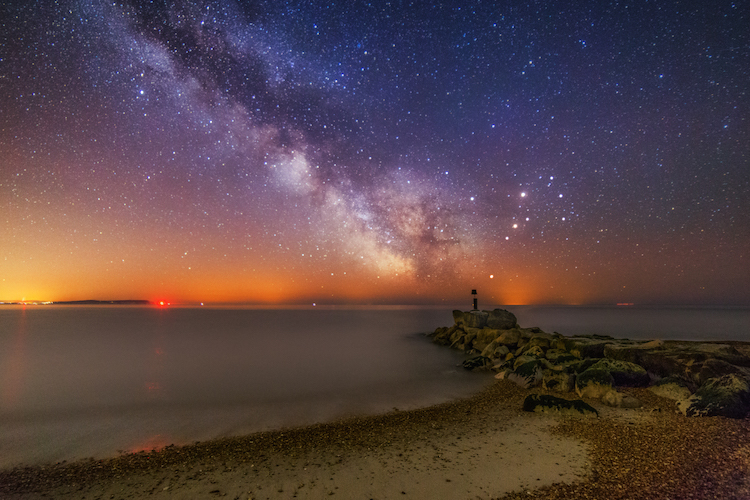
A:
[462,356,493,372]
[508,360,544,389]
[679,374,750,419]
[575,368,615,399]
[588,359,650,387]
[522,394,598,416]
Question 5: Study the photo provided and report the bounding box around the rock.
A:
[494,369,512,380]
[481,341,510,359]
[491,360,510,371]
[522,345,546,358]
[485,309,518,329]
[601,389,642,408]
[513,355,539,370]
[540,358,569,372]
[640,339,665,349]
[462,328,480,346]
[453,310,489,329]
[604,342,750,383]
[471,328,503,351]
[697,359,749,386]
[545,349,579,364]
[649,376,693,401]
[508,360,544,389]
[588,359,650,387]
[495,329,522,347]
[525,336,552,351]
[679,374,750,419]
[448,327,465,346]
[462,356,492,372]
[576,369,615,399]
[522,394,598,416]
[431,325,462,345]
[571,358,600,374]
[542,371,575,392]
[494,344,511,359]
[564,337,613,359]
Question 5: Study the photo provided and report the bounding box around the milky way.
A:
[1,1,748,305]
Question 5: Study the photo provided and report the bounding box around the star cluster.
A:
[1,0,748,305]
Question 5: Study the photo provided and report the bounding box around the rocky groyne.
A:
[430,308,750,418]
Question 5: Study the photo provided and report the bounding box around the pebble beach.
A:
[2,380,749,499]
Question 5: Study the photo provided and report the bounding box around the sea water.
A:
[0,305,484,469]
[0,305,747,469]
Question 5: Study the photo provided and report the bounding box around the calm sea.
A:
[0,304,747,469]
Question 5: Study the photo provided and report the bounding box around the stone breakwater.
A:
[431,308,750,419]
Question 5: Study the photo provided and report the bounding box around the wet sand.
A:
[2,381,749,499]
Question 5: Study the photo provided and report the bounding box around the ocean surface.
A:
[0,304,748,469]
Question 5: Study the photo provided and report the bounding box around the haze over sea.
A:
[1,304,748,469]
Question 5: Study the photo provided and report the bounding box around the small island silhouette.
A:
[52,300,151,305]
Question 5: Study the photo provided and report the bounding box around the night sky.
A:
[1,1,748,305]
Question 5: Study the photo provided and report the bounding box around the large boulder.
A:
[453,310,488,329]
[587,359,650,387]
[575,368,615,399]
[522,394,598,416]
[679,374,750,419]
[485,309,517,329]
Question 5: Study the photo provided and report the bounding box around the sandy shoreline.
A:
[2,381,750,499]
